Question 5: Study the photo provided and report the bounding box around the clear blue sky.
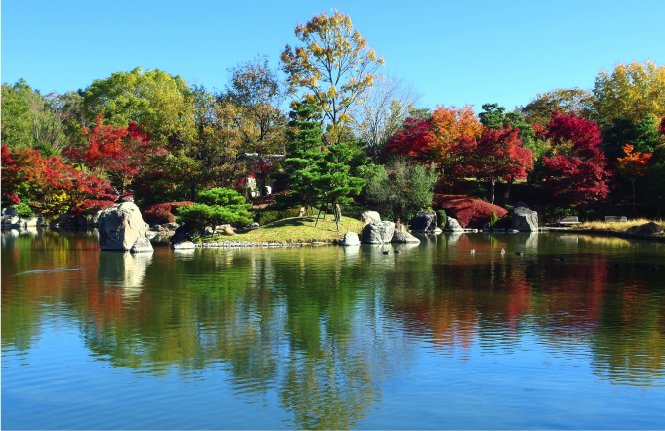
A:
[2,0,664,112]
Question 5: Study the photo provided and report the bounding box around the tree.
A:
[1,80,79,156]
[350,75,422,163]
[1,145,115,219]
[520,88,594,126]
[222,56,288,156]
[466,127,534,205]
[384,117,432,162]
[616,144,652,216]
[177,187,253,231]
[601,114,662,163]
[64,114,157,193]
[363,161,437,223]
[427,105,483,173]
[82,67,196,146]
[592,60,665,129]
[541,111,610,205]
[281,10,385,144]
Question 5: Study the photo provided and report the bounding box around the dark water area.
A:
[2,229,664,429]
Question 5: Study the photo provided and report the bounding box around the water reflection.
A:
[2,231,665,429]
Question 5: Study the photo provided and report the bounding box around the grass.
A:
[576,218,664,233]
[204,215,365,244]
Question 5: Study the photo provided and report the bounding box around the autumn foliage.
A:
[142,202,194,225]
[434,194,508,227]
[1,145,115,219]
[541,111,610,205]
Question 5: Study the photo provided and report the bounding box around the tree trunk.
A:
[490,179,496,205]
[315,204,326,227]
[333,204,342,231]
[502,179,513,207]
[632,180,637,217]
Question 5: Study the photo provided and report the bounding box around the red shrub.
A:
[142,202,193,225]
[434,194,507,227]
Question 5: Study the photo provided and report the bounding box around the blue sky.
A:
[2,0,664,112]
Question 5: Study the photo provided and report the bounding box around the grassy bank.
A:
[205,215,365,244]
[576,219,664,234]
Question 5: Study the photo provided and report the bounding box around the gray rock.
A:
[391,230,421,243]
[361,211,381,225]
[412,211,437,232]
[170,223,195,246]
[249,222,260,228]
[362,221,396,244]
[203,227,215,236]
[98,202,151,251]
[445,217,465,232]
[172,241,196,250]
[2,206,20,226]
[59,213,88,228]
[129,236,153,253]
[511,207,538,232]
[339,231,361,246]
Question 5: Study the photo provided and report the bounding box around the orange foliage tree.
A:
[616,144,652,216]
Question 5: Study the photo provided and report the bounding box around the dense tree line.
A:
[2,10,665,227]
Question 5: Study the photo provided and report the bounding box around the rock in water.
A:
[98,202,153,252]
[626,222,663,236]
[445,217,465,232]
[391,230,421,243]
[412,211,437,232]
[361,211,381,225]
[511,207,538,232]
[339,231,361,246]
[362,221,396,244]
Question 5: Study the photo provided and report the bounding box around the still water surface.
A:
[2,230,664,429]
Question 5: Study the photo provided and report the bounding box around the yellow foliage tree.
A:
[593,60,665,128]
[281,10,384,144]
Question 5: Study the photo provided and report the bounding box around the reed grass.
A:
[577,218,664,232]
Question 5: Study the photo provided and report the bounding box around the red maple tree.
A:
[542,111,610,205]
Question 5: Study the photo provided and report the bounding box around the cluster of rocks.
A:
[443,202,540,233]
[339,211,421,246]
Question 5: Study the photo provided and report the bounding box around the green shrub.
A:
[15,203,35,218]
[177,188,252,229]
[436,209,447,228]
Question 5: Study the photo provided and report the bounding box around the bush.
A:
[15,202,35,218]
[177,188,252,229]
[434,194,508,227]
[436,209,447,228]
[364,161,437,222]
[143,202,194,225]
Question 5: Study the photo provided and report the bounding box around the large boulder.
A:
[339,231,361,246]
[170,223,196,248]
[2,206,20,227]
[98,202,152,252]
[361,211,381,225]
[626,222,663,236]
[511,207,538,232]
[362,221,395,244]
[392,230,421,244]
[412,211,437,232]
[445,217,464,232]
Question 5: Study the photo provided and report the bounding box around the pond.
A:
[2,229,664,430]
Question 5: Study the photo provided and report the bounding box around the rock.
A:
[2,206,20,226]
[445,217,465,232]
[98,202,151,251]
[515,201,529,209]
[361,211,381,225]
[362,221,396,244]
[129,236,153,253]
[412,211,437,232]
[172,241,196,250]
[626,222,663,236]
[59,213,88,228]
[392,230,421,244]
[249,222,260,228]
[170,223,195,247]
[203,227,215,236]
[511,207,538,232]
[339,232,361,246]
[220,225,235,236]
[482,222,490,231]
